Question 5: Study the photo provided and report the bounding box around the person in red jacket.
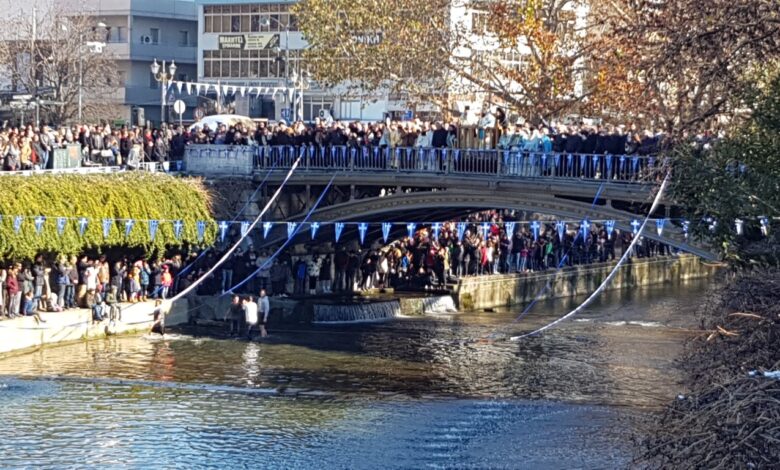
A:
[5,265,21,318]
[160,265,173,299]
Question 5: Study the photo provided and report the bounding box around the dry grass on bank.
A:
[637,271,780,469]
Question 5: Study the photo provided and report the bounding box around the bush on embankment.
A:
[0,173,215,260]
[637,270,780,468]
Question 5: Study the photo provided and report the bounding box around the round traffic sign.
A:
[173,99,186,115]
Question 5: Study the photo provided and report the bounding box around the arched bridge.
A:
[184,145,716,260]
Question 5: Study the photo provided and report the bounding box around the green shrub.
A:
[0,173,215,260]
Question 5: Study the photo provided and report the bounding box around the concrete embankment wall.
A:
[456,255,721,310]
[0,300,190,356]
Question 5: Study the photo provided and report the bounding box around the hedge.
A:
[0,172,215,260]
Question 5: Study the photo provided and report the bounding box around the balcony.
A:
[130,43,197,64]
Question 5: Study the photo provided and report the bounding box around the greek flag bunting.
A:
[481,222,490,241]
[335,222,345,242]
[457,222,466,240]
[407,223,417,240]
[56,217,67,236]
[218,221,229,242]
[505,221,516,236]
[287,222,298,239]
[605,220,616,239]
[124,219,135,238]
[241,221,251,238]
[358,223,368,245]
[382,223,392,243]
[78,217,89,236]
[580,220,591,240]
[311,222,320,240]
[631,219,641,235]
[197,221,207,242]
[735,218,744,236]
[656,218,666,236]
[432,223,442,241]
[102,219,113,238]
[682,220,690,239]
[556,221,566,242]
[263,222,273,238]
[34,216,45,235]
[760,217,770,237]
[13,216,23,233]
[173,220,184,239]
[531,221,540,241]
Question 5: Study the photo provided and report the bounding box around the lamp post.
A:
[62,21,106,124]
[150,58,177,125]
[259,16,306,122]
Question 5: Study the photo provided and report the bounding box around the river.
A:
[0,280,708,469]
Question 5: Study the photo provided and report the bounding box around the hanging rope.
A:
[510,172,671,341]
[166,157,301,304]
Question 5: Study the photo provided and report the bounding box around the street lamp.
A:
[62,21,106,124]
[150,58,177,125]
[259,16,305,122]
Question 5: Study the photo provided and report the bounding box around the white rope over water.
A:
[167,157,302,304]
[510,172,672,341]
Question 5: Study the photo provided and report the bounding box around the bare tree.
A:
[0,6,120,125]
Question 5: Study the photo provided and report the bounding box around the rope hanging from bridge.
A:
[167,157,302,304]
[510,172,672,341]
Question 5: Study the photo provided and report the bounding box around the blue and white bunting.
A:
[580,220,591,240]
[631,219,641,235]
[457,222,466,240]
[358,222,368,245]
[505,221,516,236]
[56,217,67,236]
[78,217,89,236]
[605,220,616,239]
[735,218,744,236]
[241,221,251,238]
[481,222,490,241]
[311,222,320,240]
[432,222,442,241]
[382,223,392,243]
[407,223,417,240]
[148,220,160,241]
[34,216,45,235]
[102,219,112,238]
[124,219,135,238]
[556,221,566,242]
[706,217,718,233]
[655,218,666,237]
[173,220,184,239]
[197,221,207,242]
[682,220,690,239]
[759,217,770,237]
[218,221,229,242]
[530,221,540,241]
[263,222,273,238]
[287,222,298,239]
[335,222,345,242]
[13,216,23,233]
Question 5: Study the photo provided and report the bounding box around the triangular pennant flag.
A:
[407,223,417,240]
[530,221,540,241]
[457,222,466,240]
[605,220,616,239]
[34,216,45,235]
[432,223,442,241]
[187,82,195,95]
[310,222,320,240]
[56,217,67,236]
[631,219,641,235]
[505,221,516,236]
[682,220,690,239]
[221,85,229,96]
[13,215,23,233]
[335,222,345,242]
[759,216,770,237]
[556,221,566,242]
[382,223,392,243]
[262,222,273,239]
[580,220,591,240]
[173,220,184,240]
[148,220,160,241]
[287,222,298,239]
[78,217,89,236]
[239,86,246,96]
[124,219,135,238]
[481,222,490,241]
[175,81,183,94]
[102,218,113,238]
[734,218,744,236]
[358,223,368,245]
[218,221,229,242]
[656,218,666,237]
[241,221,251,238]
[197,221,207,242]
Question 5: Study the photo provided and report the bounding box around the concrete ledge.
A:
[0,301,186,356]
[456,255,721,310]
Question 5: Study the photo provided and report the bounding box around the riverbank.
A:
[638,269,780,467]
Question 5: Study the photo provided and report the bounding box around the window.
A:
[203,3,302,33]
[149,72,158,89]
[179,30,189,47]
[107,26,126,43]
[150,28,160,44]
[201,49,302,79]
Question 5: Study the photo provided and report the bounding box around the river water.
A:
[0,280,708,469]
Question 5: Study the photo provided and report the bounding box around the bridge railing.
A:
[184,144,665,182]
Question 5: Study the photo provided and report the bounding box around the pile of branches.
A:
[637,269,780,468]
